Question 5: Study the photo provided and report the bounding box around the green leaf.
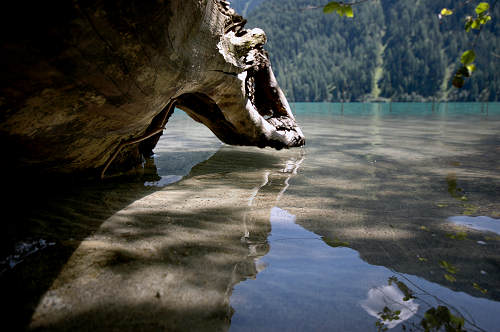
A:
[475,2,490,15]
[323,1,340,14]
[473,282,488,294]
[463,203,478,215]
[460,50,475,65]
[388,276,397,285]
[379,306,401,322]
[396,281,415,301]
[440,260,459,274]
[471,19,481,29]
[444,273,457,282]
[441,8,453,16]
[449,314,465,329]
[421,306,465,330]
[344,5,354,18]
[479,15,492,24]
[465,19,473,32]
[447,231,468,240]
[336,6,345,17]
[324,2,353,18]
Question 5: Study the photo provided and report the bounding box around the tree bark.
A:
[0,0,304,178]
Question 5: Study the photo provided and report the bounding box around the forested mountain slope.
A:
[231,0,500,101]
[230,0,266,16]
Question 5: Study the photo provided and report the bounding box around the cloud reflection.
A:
[360,284,419,329]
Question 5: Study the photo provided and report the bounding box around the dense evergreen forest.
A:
[230,0,500,101]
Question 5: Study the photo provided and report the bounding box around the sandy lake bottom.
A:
[2,103,499,331]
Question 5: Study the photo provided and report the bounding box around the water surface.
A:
[1,103,499,331]
[230,103,500,331]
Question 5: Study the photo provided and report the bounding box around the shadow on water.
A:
[1,143,303,331]
[2,103,499,331]
[284,103,500,302]
[1,162,171,329]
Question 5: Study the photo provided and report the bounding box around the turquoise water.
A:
[2,103,499,331]
[292,102,499,116]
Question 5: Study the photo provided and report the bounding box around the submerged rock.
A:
[0,0,304,178]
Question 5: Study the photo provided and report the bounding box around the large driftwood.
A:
[0,0,304,177]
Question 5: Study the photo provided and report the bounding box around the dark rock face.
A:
[0,0,304,177]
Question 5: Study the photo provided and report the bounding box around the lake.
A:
[2,103,499,331]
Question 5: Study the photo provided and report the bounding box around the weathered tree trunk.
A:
[0,0,304,178]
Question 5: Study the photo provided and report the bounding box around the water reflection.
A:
[360,283,419,329]
[284,103,500,301]
[231,102,500,331]
[1,103,499,331]
[19,145,304,331]
[448,216,500,235]
[230,186,500,331]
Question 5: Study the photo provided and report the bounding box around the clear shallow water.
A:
[231,207,500,331]
[1,103,499,331]
[229,103,500,331]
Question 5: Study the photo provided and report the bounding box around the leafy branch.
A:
[375,274,487,332]
[319,0,496,89]
[442,1,496,88]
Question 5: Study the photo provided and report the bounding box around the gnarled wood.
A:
[0,0,304,178]
[100,99,177,179]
